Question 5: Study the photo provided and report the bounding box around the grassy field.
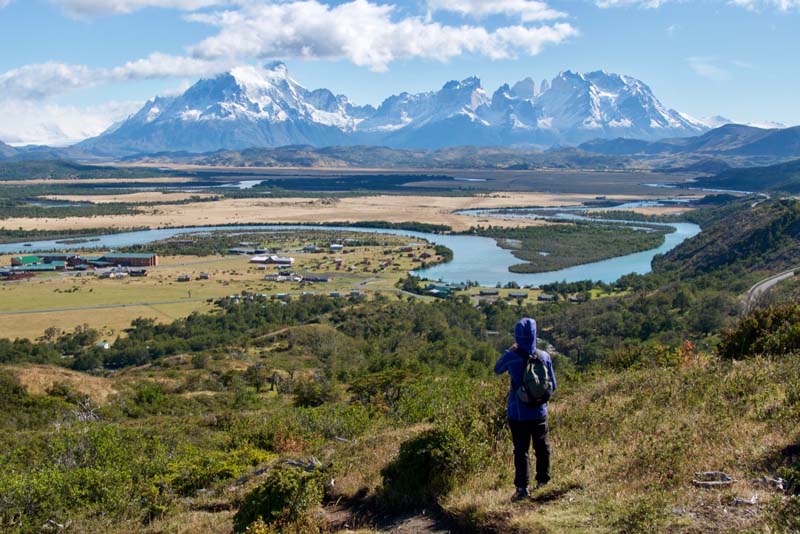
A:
[0,243,441,339]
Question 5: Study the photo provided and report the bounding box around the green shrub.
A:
[767,495,800,533]
[233,466,325,533]
[718,303,800,359]
[293,380,338,408]
[166,446,273,496]
[381,425,483,509]
[611,495,668,534]
[243,512,325,534]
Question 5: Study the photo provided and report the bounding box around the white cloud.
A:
[0,0,14,8]
[0,54,230,99]
[594,0,669,7]
[51,0,225,17]
[687,57,732,81]
[426,0,565,21]
[189,0,578,72]
[0,62,96,99]
[0,100,142,146]
[594,0,800,9]
[729,0,800,10]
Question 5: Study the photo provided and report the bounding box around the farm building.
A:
[177,275,191,282]
[304,275,332,283]
[102,253,158,267]
[250,255,295,265]
[11,255,42,266]
[14,261,66,272]
[479,290,500,296]
[329,244,344,252]
[509,292,529,299]
[538,294,557,302]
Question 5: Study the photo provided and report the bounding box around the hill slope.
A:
[580,123,800,161]
[691,158,800,193]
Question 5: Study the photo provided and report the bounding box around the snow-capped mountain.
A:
[79,63,709,155]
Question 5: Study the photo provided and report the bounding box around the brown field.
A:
[2,192,651,232]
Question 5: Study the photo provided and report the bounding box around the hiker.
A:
[494,317,556,501]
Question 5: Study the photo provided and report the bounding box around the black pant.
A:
[509,417,550,488]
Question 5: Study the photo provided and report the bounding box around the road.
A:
[744,267,798,312]
[0,285,429,317]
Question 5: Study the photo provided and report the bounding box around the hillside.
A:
[655,198,800,277]
[581,124,800,157]
[0,299,797,533]
[0,160,173,180]
[165,145,632,170]
[0,141,17,159]
[691,158,800,193]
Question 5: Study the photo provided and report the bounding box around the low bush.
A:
[233,466,325,533]
[380,425,484,510]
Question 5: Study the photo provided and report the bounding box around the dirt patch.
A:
[6,364,117,403]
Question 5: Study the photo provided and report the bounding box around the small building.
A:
[250,255,295,265]
[304,275,332,283]
[538,294,557,302]
[329,244,344,252]
[198,272,211,280]
[509,292,529,299]
[177,274,191,282]
[330,292,342,298]
[15,262,65,272]
[11,255,42,267]
[303,245,319,253]
[102,253,158,267]
[479,290,499,296]
[229,247,256,255]
[426,284,452,296]
[568,295,586,303]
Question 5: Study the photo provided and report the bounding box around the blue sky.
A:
[0,0,798,145]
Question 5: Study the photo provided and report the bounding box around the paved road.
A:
[744,267,798,312]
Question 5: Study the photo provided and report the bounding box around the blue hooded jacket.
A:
[494,317,557,421]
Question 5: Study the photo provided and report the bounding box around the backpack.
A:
[515,349,553,407]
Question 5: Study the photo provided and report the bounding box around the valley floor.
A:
[1,192,691,233]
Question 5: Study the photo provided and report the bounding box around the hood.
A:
[514,317,537,354]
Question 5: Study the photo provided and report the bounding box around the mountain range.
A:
[74,62,709,156]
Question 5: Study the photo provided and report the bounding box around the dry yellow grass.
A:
[1,193,641,232]
[6,363,117,402]
[45,192,218,204]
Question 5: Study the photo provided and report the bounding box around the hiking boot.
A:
[511,488,530,502]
